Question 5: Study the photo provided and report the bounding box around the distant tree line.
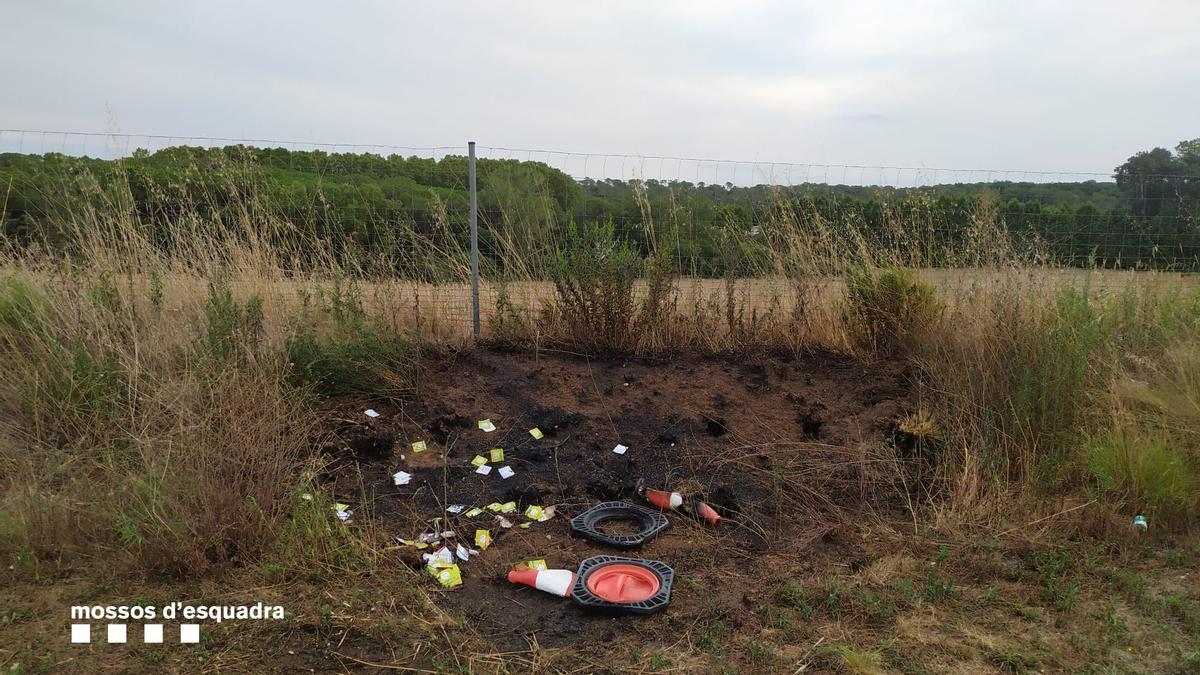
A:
[1,139,1197,274]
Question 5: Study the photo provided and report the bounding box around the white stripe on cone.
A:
[508,568,576,596]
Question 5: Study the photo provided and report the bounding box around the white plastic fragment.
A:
[393,471,412,486]
[498,466,515,479]
[364,409,380,418]
[475,464,492,475]
[537,505,556,522]
[423,546,454,566]
[613,444,628,455]
[455,544,470,562]
[446,504,467,514]
[478,419,496,432]
[496,516,514,529]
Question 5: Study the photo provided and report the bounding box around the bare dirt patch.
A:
[320,346,912,651]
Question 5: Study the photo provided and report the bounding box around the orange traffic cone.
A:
[507,567,576,597]
[644,488,684,510]
[691,499,723,525]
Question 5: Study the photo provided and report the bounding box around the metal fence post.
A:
[468,141,480,337]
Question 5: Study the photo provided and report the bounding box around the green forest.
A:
[2,139,1198,276]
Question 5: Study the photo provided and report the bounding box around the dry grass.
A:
[1,156,1199,673]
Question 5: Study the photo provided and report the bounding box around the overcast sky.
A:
[3,0,1198,180]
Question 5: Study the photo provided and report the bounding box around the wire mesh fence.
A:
[2,128,1198,338]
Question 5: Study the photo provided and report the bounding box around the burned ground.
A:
[321,346,913,652]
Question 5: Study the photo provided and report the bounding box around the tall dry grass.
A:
[1,153,1197,584]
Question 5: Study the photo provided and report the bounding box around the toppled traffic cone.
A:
[637,480,722,526]
[507,556,675,615]
[507,567,576,597]
[644,488,684,510]
[690,499,723,525]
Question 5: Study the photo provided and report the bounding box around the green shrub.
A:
[1088,430,1198,524]
[548,220,639,352]
[843,267,940,352]
[286,281,412,397]
[198,280,264,364]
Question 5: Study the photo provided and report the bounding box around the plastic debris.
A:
[446,504,467,514]
[396,536,430,550]
[525,505,544,520]
[498,466,515,479]
[613,444,628,455]
[571,501,669,548]
[475,529,492,549]
[417,532,442,544]
[455,544,471,561]
[427,561,462,588]
[333,503,352,521]
[470,455,489,467]
[423,546,454,566]
[464,507,484,517]
[519,523,531,529]
[537,505,557,522]
[500,501,517,513]
[497,516,514,529]
[485,502,505,512]
[489,448,505,462]
[475,465,493,475]
[393,471,412,486]
[529,427,544,439]
[478,419,497,432]
[515,559,549,571]
[411,440,427,453]
[364,409,380,418]
[1133,515,1148,531]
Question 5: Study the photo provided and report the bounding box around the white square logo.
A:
[180,624,200,644]
[106,624,127,643]
[143,624,164,644]
[70,624,90,643]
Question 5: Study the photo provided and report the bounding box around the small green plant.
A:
[923,547,954,603]
[985,646,1041,673]
[1030,549,1078,613]
[774,580,807,608]
[825,580,842,618]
